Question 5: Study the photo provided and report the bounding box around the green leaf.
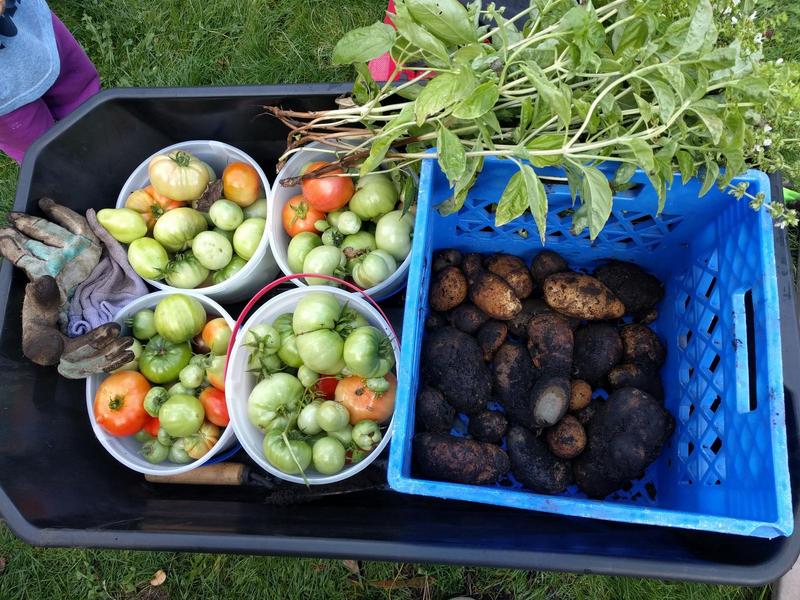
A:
[414,72,471,125]
[565,162,582,204]
[405,0,477,46]
[647,78,676,121]
[659,66,686,98]
[688,66,709,102]
[690,100,724,144]
[613,163,637,188]
[622,138,655,174]
[514,97,534,143]
[452,82,500,120]
[360,134,398,176]
[526,134,564,167]
[437,127,467,186]
[680,0,717,56]
[495,170,528,226]
[676,150,696,184]
[699,44,738,70]
[439,140,483,215]
[579,166,613,240]
[613,20,648,56]
[352,63,380,105]
[634,94,653,122]
[392,3,451,66]
[480,111,502,136]
[699,159,719,197]
[522,166,548,243]
[521,62,571,127]
[332,22,397,65]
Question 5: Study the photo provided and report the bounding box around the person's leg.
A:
[0,100,55,162]
[40,12,100,121]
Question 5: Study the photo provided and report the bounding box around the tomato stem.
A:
[109,395,124,411]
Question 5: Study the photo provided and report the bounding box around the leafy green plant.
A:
[267,0,798,239]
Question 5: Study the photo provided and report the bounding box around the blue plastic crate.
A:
[388,157,793,539]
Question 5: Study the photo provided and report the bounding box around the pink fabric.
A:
[0,12,99,162]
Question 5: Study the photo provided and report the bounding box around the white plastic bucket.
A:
[226,286,399,484]
[268,142,411,301]
[85,291,237,476]
[116,140,279,304]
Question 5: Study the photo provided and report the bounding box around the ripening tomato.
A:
[222,162,260,207]
[282,195,325,237]
[143,415,161,437]
[334,373,396,425]
[199,387,229,427]
[202,318,232,356]
[300,161,354,212]
[94,371,151,436]
[315,376,339,400]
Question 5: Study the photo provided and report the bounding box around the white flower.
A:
[764,124,773,133]
[778,221,788,229]
[723,6,732,15]
[731,15,738,24]
[754,144,763,152]
[754,32,763,44]
[764,138,772,147]
[776,58,784,65]
[732,0,740,5]
[749,10,757,20]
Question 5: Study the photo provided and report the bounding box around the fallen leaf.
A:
[312,562,326,573]
[149,570,166,587]
[369,576,432,590]
[0,556,6,574]
[341,560,360,577]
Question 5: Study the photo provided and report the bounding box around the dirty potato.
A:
[507,425,572,494]
[546,415,587,459]
[461,253,484,284]
[477,320,508,362]
[527,312,574,377]
[416,386,456,434]
[594,260,664,315]
[432,248,462,272]
[506,298,551,338]
[620,324,666,368]
[429,266,468,312]
[468,410,508,444]
[531,375,571,428]
[414,432,510,485]
[607,363,664,401]
[569,380,592,412]
[449,303,490,334]
[470,271,522,320]
[530,250,569,288]
[543,272,625,320]
[572,323,623,386]
[485,254,533,299]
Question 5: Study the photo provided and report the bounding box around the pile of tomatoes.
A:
[93,294,231,465]
[97,150,267,289]
[283,161,414,290]
[245,292,396,476]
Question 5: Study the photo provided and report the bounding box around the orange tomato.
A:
[300,161,354,212]
[199,387,229,427]
[334,373,396,425]
[201,317,232,355]
[222,162,260,207]
[125,186,184,230]
[282,195,325,237]
[94,371,150,436]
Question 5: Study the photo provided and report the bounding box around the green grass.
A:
[0,1,796,597]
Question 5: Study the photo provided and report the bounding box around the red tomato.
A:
[94,371,150,436]
[301,161,354,212]
[222,162,260,207]
[335,373,396,425]
[143,416,160,437]
[282,195,325,237]
[199,387,230,427]
[315,376,339,400]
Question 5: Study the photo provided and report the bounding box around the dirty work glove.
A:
[0,199,134,378]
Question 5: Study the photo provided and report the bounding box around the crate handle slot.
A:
[733,289,759,413]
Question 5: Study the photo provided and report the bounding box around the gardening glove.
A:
[0,198,134,378]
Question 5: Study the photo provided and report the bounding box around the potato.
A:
[620,324,666,368]
[416,386,455,433]
[449,303,489,334]
[530,250,568,288]
[461,253,484,283]
[574,387,674,498]
[414,432,510,485]
[527,312,573,377]
[493,343,536,428]
[607,363,664,401]
[638,308,658,324]
[506,298,551,338]
[546,415,587,459]
[477,320,508,362]
[594,260,664,316]
[429,266,468,312]
[572,324,623,386]
[574,398,602,426]
[531,375,571,428]
[569,380,592,412]
[470,271,522,320]
[507,425,572,494]
[543,272,625,320]
[468,411,508,444]
[432,248,462,272]
[485,254,533,299]
[423,327,491,415]
[425,311,448,330]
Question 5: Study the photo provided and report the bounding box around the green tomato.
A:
[157,426,174,447]
[343,326,395,379]
[312,437,346,475]
[169,382,196,397]
[164,251,209,289]
[244,197,267,219]
[297,400,323,435]
[263,430,311,475]
[192,230,233,270]
[144,386,169,417]
[97,208,148,243]
[134,429,155,443]
[159,394,205,437]
[296,329,344,375]
[245,323,282,373]
[209,199,244,231]
[128,238,169,280]
[352,419,382,451]
[352,249,397,289]
[273,314,304,368]
[375,210,413,261]
[328,424,352,446]
[140,440,170,464]
[179,363,205,389]
[335,305,370,337]
[233,217,265,260]
[111,338,142,373]
[321,227,344,247]
[213,227,235,242]
[314,219,330,232]
[153,207,208,253]
[292,292,342,335]
[348,173,398,220]
[199,160,217,183]
[247,373,304,433]
[212,255,247,285]
[337,211,362,235]
[341,231,377,256]
[154,294,206,343]
[297,365,319,388]
[287,232,323,273]
[316,400,350,432]
[131,309,157,341]
[326,211,344,228]
[302,246,346,286]
[139,335,192,384]
[168,438,193,464]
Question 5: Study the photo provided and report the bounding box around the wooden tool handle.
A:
[145,463,246,486]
